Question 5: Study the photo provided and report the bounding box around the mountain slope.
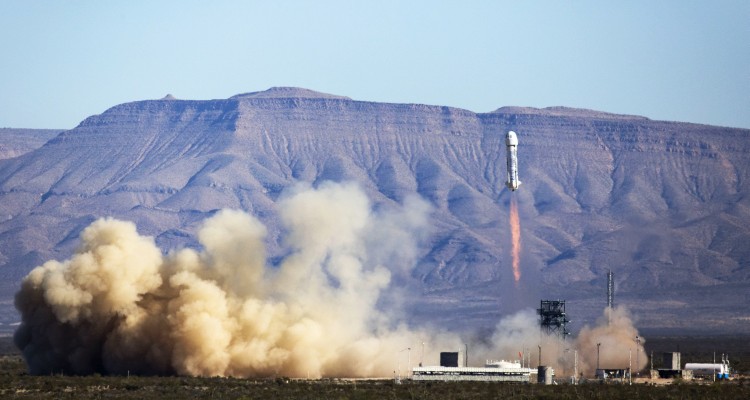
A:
[0,129,62,160]
[1,87,749,333]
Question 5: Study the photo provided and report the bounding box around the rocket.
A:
[505,130,521,191]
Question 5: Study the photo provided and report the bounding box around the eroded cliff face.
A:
[1,87,748,332]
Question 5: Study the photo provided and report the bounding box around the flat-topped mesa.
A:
[492,106,650,121]
[230,87,352,100]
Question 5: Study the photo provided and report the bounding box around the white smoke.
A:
[14,181,461,377]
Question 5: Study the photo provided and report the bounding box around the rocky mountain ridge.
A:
[1,87,748,333]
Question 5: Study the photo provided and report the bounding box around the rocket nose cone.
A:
[506,131,519,146]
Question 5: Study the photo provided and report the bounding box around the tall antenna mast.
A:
[607,270,614,325]
[607,270,614,309]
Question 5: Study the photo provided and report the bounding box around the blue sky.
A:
[1,1,748,129]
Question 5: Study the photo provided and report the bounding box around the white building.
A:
[412,360,536,382]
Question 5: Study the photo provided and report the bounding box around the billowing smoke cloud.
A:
[14,181,461,377]
[14,180,647,378]
[576,306,648,375]
[473,306,647,377]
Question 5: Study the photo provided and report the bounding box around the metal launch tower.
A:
[537,300,570,339]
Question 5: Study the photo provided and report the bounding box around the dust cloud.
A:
[14,181,647,378]
[473,306,647,377]
[14,182,461,377]
[575,306,649,375]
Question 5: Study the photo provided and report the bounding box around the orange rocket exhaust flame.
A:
[509,196,521,284]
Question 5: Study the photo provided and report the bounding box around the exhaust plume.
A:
[14,181,461,377]
[509,196,521,284]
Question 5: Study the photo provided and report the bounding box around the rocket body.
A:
[505,131,521,191]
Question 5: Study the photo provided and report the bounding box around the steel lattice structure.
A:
[537,300,570,338]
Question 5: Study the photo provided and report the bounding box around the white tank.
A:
[684,363,728,375]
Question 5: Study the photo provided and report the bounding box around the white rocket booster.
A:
[505,130,521,191]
